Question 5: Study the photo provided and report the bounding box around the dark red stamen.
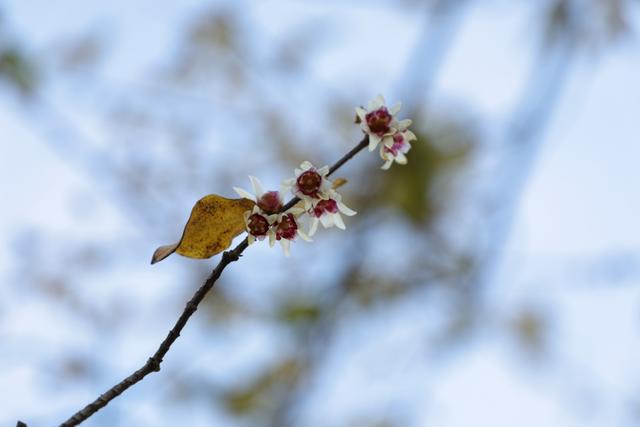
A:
[365,107,392,136]
[384,133,406,156]
[276,213,298,240]
[296,170,322,197]
[247,213,269,237]
[312,199,338,218]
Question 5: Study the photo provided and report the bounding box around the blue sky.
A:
[1,1,640,426]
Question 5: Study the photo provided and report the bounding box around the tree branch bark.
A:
[54,135,369,427]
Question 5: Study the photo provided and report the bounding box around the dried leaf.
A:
[151,243,180,264]
[331,177,347,189]
[151,195,254,264]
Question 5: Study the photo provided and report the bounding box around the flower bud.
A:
[257,191,283,214]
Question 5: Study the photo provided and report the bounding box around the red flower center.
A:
[247,213,269,237]
[296,170,322,196]
[384,133,406,156]
[365,107,392,136]
[276,213,298,240]
[312,199,338,218]
[257,191,282,214]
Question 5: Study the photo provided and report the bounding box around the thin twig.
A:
[54,135,369,427]
[327,137,370,176]
[279,135,368,213]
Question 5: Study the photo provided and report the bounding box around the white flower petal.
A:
[269,231,276,247]
[303,198,313,211]
[234,187,256,201]
[297,229,312,242]
[333,213,346,230]
[280,239,291,257]
[397,119,412,130]
[249,176,265,197]
[282,178,296,188]
[318,165,330,176]
[404,129,417,141]
[309,218,319,236]
[337,202,357,216]
[320,181,332,194]
[368,134,381,151]
[371,94,385,109]
[389,102,402,115]
[248,234,255,245]
[287,207,305,216]
[381,160,393,170]
[319,214,334,228]
[355,107,367,122]
[300,161,313,171]
[396,153,408,165]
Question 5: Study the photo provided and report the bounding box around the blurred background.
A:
[1,0,640,426]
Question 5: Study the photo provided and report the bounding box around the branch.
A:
[54,135,369,427]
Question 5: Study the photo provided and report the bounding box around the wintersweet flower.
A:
[243,205,278,245]
[233,175,284,214]
[283,161,332,210]
[269,209,312,256]
[355,94,412,152]
[379,129,417,170]
[308,192,357,236]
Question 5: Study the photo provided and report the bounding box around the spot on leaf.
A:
[151,195,254,264]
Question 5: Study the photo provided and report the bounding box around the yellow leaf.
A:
[331,177,347,190]
[151,195,255,264]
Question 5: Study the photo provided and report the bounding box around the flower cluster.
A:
[283,161,356,237]
[233,95,414,256]
[356,94,416,169]
[234,164,355,256]
[234,176,308,256]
